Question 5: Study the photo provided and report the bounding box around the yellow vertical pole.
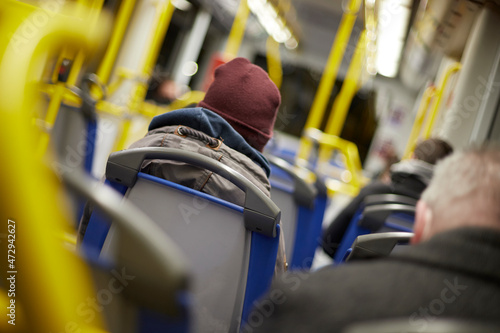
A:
[324,30,366,136]
[266,36,283,89]
[422,62,461,139]
[297,0,363,162]
[96,0,138,85]
[316,30,366,166]
[403,85,436,159]
[68,0,107,85]
[225,0,250,58]
[139,1,176,81]
[114,116,133,151]
[37,0,105,158]
[36,82,66,157]
[114,0,175,151]
[0,2,106,330]
[346,141,363,188]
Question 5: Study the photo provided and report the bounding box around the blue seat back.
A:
[51,103,97,221]
[82,148,281,332]
[268,157,326,270]
[334,194,417,264]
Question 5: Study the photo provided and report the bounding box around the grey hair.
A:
[421,146,500,224]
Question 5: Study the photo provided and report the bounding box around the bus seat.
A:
[51,103,96,174]
[362,193,418,206]
[64,170,190,333]
[344,232,413,262]
[49,75,105,222]
[49,74,104,176]
[81,147,281,332]
[333,194,416,264]
[268,156,327,270]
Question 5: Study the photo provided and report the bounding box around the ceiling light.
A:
[171,0,192,11]
[247,0,298,46]
[375,0,412,77]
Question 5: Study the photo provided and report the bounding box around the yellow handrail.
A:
[36,0,106,157]
[68,0,106,86]
[266,36,283,89]
[317,30,367,174]
[140,1,176,83]
[297,0,363,162]
[39,83,127,118]
[165,90,206,111]
[96,0,138,85]
[422,62,461,139]
[403,85,437,159]
[0,1,107,331]
[303,129,366,197]
[37,82,67,157]
[139,90,206,119]
[324,29,367,136]
[114,0,175,151]
[225,0,250,58]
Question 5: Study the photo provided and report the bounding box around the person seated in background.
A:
[246,146,500,333]
[131,57,279,205]
[322,138,453,258]
[128,57,287,272]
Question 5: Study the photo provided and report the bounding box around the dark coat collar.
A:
[391,227,500,283]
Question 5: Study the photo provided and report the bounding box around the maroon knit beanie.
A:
[198,57,281,152]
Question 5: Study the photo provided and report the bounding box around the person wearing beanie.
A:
[130,57,280,201]
[127,57,287,273]
[198,57,281,152]
[322,137,453,259]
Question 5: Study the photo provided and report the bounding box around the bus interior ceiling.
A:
[165,0,500,173]
[3,0,500,331]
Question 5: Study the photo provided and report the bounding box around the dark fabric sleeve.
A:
[321,182,392,258]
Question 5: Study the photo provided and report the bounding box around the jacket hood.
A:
[148,107,271,176]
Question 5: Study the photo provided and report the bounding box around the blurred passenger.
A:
[129,57,287,271]
[374,143,398,184]
[247,146,500,333]
[322,138,453,258]
[146,72,184,104]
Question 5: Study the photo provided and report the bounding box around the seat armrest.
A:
[360,203,416,231]
[346,232,413,262]
[268,155,317,208]
[363,194,418,206]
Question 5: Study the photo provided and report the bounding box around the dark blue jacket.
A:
[149,107,271,177]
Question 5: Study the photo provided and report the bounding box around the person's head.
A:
[412,146,500,244]
[412,138,454,165]
[198,57,281,152]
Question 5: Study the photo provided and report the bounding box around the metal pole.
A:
[225,0,250,58]
[297,0,362,162]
